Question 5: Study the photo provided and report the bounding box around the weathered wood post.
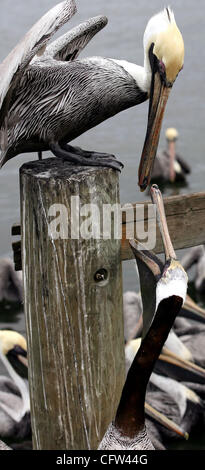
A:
[20,158,125,450]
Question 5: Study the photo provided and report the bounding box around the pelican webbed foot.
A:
[50,142,124,172]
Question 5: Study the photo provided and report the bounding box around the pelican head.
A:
[130,184,188,337]
[0,330,28,378]
[138,7,184,191]
[165,127,179,142]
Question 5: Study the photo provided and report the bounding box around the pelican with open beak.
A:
[98,185,188,450]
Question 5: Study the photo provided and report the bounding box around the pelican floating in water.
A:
[0,1,184,190]
[0,258,23,304]
[98,185,188,449]
[151,128,191,183]
[0,330,30,440]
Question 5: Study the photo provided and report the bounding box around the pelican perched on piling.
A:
[0,331,30,440]
[0,1,184,190]
[98,185,188,449]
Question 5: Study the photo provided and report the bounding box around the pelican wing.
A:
[0,0,77,127]
[42,15,108,62]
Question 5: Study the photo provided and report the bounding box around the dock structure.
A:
[121,191,205,260]
[12,158,205,449]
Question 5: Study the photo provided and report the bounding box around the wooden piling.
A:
[20,158,125,450]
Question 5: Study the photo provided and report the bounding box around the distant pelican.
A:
[151,128,191,183]
[146,375,203,442]
[123,291,143,342]
[181,246,205,294]
[0,258,22,304]
[174,318,205,369]
[0,330,30,440]
[98,185,188,449]
[0,1,184,190]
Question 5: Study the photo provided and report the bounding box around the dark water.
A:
[0,0,204,450]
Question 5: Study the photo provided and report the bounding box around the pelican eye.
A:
[10,344,27,358]
[158,60,166,75]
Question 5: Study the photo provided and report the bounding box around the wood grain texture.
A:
[121,191,205,260]
[20,158,125,450]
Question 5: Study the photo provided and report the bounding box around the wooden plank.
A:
[11,240,22,271]
[12,191,205,265]
[11,222,21,236]
[121,191,205,261]
[20,158,125,450]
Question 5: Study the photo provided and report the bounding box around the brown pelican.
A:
[0,330,30,440]
[98,185,188,449]
[123,291,143,342]
[181,246,205,294]
[146,375,204,442]
[173,318,205,369]
[0,258,23,304]
[0,1,184,190]
[151,128,191,184]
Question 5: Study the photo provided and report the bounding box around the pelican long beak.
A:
[138,72,171,191]
[145,402,188,440]
[168,140,176,182]
[129,184,176,274]
[182,294,205,323]
[17,354,28,368]
[158,348,205,384]
[150,184,176,261]
[129,239,163,338]
[129,239,163,276]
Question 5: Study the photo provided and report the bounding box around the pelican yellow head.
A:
[166,127,179,141]
[138,8,184,191]
[154,17,184,85]
[0,330,27,356]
